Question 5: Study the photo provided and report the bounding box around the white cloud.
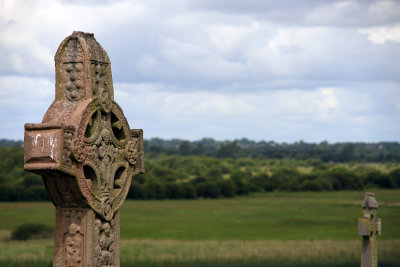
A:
[359,25,400,44]
[207,22,260,54]
[112,83,400,142]
[0,0,149,75]
[0,75,54,138]
[317,88,338,110]
[0,76,53,105]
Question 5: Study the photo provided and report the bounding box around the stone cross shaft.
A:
[358,192,381,267]
[24,31,144,267]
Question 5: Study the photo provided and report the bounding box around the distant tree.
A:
[179,141,192,156]
[192,143,205,155]
[339,143,355,162]
[216,141,242,158]
[0,139,23,148]
[206,167,223,180]
[152,165,179,182]
[220,163,231,174]
[191,175,207,185]
[230,169,252,181]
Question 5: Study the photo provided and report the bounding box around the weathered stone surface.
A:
[24,31,144,267]
[358,192,381,267]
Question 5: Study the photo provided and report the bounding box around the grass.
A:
[0,190,399,240]
[119,189,400,240]
[0,238,399,267]
[0,190,399,266]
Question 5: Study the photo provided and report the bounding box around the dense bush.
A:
[203,182,220,198]
[11,223,53,240]
[279,181,300,192]
[389,168,400,188]
[145,182,166,199]
[327,168,363,190]
[1,144,399,201]
[181,183,197,199]
[230,179,249,195]
[365,170,395,189]
[299,178,332,192]
[271,168,300,189]
[206,167,223,180]
[230,170,251,195]
[165,183,184,199]
[372,174,395,188]
[128,182,147,199]
[218,180,236,197]
[251,173,270,191]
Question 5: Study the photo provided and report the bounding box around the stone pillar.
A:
[24,31,144,267]
[358,192,381,267]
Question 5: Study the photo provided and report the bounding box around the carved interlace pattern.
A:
[71,97,137,220]
[91,62,111,107]
[63,131,74,168]
[127,139,138,166]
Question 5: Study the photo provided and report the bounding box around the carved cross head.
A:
[358,192,381,237]
[24,32,144,221]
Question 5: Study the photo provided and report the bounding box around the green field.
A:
[0,189,399,266]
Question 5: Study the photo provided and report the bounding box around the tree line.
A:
[127,155,400,200]
[145,138,400,162]
[1,139,399,201]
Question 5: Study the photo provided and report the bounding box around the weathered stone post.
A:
[24,31,144,267]
[358,192,381,267]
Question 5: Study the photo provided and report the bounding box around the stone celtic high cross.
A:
[358,192,381,267]
[24,31,144,267]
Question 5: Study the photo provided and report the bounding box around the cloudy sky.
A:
[0,0,399,143]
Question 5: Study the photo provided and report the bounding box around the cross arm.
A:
[24,123,75,176]
[358,217,381,236]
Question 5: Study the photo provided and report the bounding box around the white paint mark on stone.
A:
[34,134,41,146]
[49,135,57,160]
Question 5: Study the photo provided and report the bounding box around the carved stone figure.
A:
[24,31,144,267]
[65,223,83,267]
